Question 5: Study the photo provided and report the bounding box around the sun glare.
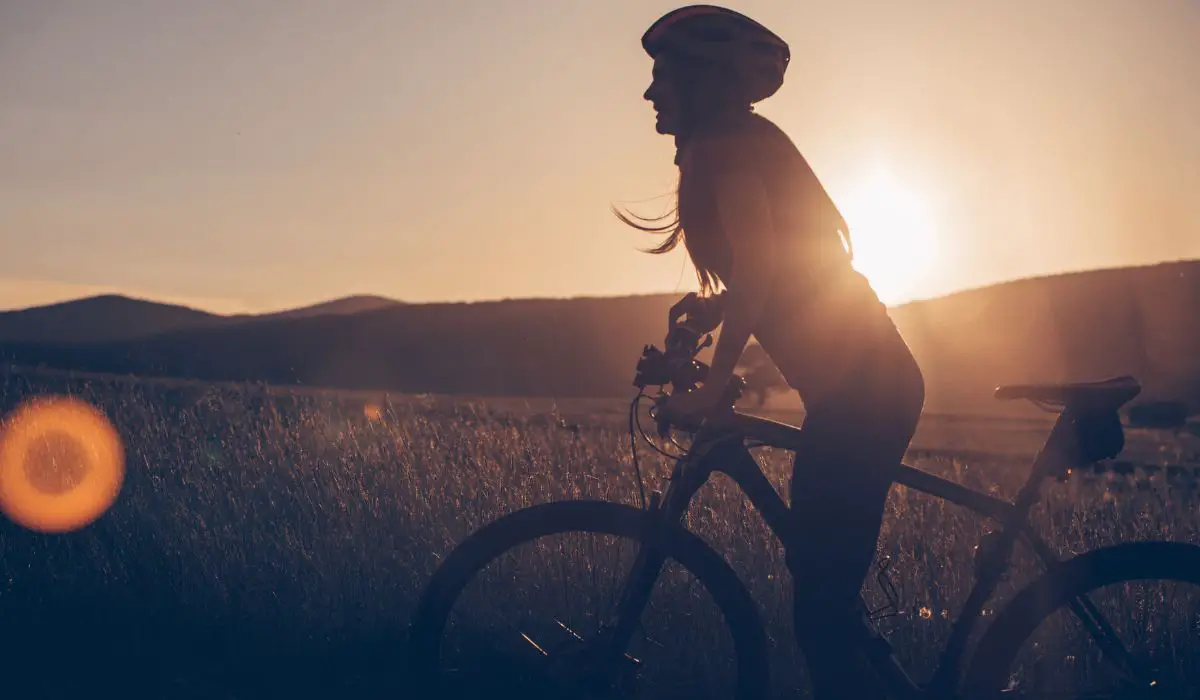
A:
[0,396,125,533]
[838,167,940,305]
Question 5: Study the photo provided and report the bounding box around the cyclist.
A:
[616,6,926,698]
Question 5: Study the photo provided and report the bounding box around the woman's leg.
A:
[786,353,924,698]
[787,413,899,698]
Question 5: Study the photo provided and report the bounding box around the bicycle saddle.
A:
[994,375,1142,411]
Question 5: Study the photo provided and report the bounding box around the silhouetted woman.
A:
[617,6,926,698]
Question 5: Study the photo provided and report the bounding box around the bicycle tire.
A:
[962,540,1200,698]
[408,499,769,699]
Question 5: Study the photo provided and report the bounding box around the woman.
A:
[617,6,926,699]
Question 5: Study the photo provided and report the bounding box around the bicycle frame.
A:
[600,405,1144,698]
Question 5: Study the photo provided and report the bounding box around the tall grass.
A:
[0,369,1196,698]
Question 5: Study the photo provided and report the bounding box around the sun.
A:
[837,167,940,305]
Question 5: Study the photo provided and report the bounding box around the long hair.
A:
[612,194,724,296]
[613,57,736,297]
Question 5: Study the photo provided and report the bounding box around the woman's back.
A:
[678,109,909,406]
[678,110,850,281]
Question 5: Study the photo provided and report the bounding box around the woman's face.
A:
[644,55,684,135]
[644,54,739,136]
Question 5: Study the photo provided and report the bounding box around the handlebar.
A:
[632,322,746,437]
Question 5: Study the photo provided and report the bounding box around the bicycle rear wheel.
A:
[408,499,769,699]
[963,540,1200,699]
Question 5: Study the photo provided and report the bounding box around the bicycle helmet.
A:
[642,5,790,104]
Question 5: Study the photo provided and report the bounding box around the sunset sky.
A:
[2,0,1197,314]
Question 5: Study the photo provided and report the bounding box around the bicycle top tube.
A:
[692,408,1020,523]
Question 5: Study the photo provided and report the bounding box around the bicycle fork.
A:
[588,446,715,688]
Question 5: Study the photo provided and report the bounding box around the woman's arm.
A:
[703,169,779,393]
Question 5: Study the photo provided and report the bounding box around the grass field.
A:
[1,368,1198,698]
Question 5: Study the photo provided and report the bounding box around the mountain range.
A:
[0,294,403,344]
[2,261,1198,416]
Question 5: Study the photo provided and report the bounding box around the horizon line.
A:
[2,255,1195,317]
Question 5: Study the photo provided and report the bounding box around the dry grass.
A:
[0,368,1197,698]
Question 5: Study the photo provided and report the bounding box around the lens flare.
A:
[0,396,125,533]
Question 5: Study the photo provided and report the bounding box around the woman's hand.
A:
[669,292,726,335]
[664,381,725,421]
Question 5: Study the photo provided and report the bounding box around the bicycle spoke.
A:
[521,631,549,657]
[1068,592,1152,682]
[999,578,1198,698]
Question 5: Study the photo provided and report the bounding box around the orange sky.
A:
[1,0,1196,313]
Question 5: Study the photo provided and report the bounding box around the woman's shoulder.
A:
[683,114,758,169]
[691,110,801,181]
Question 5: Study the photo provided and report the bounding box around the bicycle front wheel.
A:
[408,499,769,699]
[964,540,1200,699]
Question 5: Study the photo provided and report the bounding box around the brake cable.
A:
[628,385,774,511]
[627,392,649,509]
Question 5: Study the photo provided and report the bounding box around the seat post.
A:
[926,408,1084,695]
[1012,409,1079,513]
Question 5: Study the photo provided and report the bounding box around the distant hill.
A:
[250,295,404,322]
[0,293,405,344]
[0,294,225,344]
[1,294,680,397]
[3,261,1198,416]
[890,260,1200,414]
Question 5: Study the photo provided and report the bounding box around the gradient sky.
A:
[2,0,1197,313]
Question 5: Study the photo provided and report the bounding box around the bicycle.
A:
[409,320,1200,699]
